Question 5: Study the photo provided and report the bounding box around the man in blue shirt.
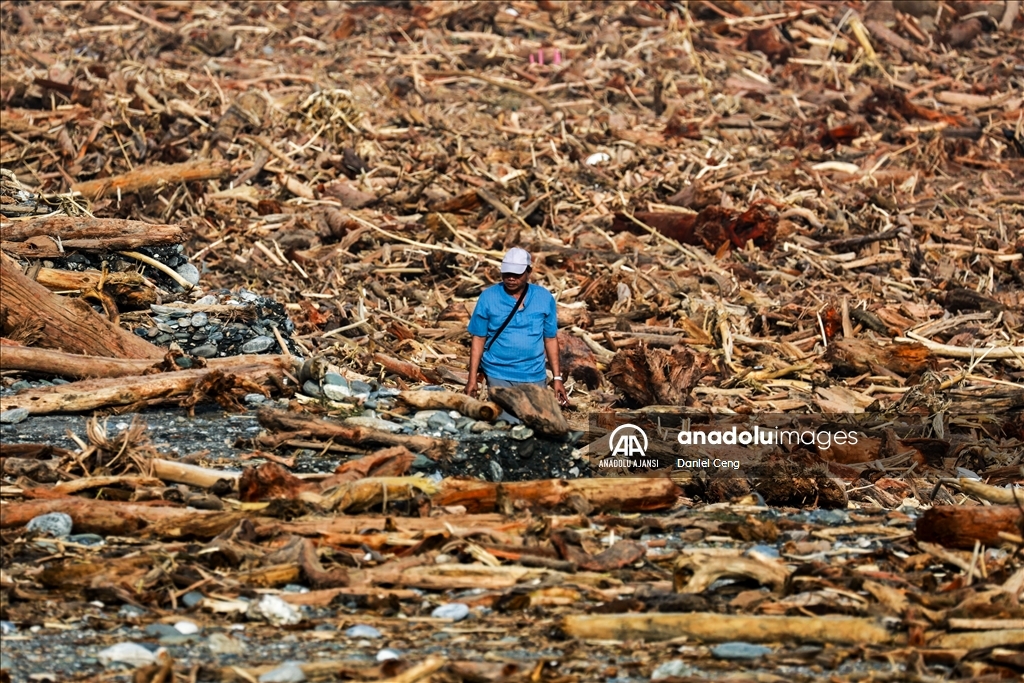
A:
[465,247,569,408]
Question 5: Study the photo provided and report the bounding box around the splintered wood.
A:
[1,1,1022,681]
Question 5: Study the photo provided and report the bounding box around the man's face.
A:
[501,268,529,294]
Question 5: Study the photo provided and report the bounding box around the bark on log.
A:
[0,497,246,539]
[32,267,156,307]
[257,407,455,459]
[561,613,897,645]
[398,389,501,421]
[0,345,295,381]
[606,343,712,407]
[0,216,183,244]
[915,505,1023,549]
[373,352,442,384]
[0,362,289,414]
[433,477,679,514]
[0,251,162,359]
[825,338,933,376]
[489,383,569,437]
[558,330,603,390]
[70,159,231,199]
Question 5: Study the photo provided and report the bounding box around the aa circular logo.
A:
[609,423,648,458]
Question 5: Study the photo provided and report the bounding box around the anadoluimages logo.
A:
[608,423,648,458]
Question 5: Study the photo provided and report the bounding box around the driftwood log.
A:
[915,505,1023,549]
[489,383,569,437]
[70,159,231,200]
[398,389,501,421]
[433,477,679,514]
[0,251,162,359]
[257,407,454,459]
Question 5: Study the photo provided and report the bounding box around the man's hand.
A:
[464,377,478,397]
[553,378,569,407]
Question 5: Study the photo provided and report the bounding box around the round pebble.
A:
[258,661,306,683]
[711,642,773,660]
[345,624,382,639]
[191,344,219,358]
[431,602,470,621]
[176,263,201,286]
[26,512,73,538]
[241,335,275,354]
[174,620,200,635]
[0,408,29,424]
[376,649,400,662]
[190,312,208,327]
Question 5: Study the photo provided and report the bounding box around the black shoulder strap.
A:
[486,284,528,352]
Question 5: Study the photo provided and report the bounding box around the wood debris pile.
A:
[1,1,1022,680]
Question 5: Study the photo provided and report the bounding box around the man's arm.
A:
[543,336,569,406]
[465,335,486,396]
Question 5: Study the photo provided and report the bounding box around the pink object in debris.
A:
[529,53,535,65]
[537,49,544,65]
[554,49,562,65]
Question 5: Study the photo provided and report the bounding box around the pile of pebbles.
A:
[280,379,587,482]
[135,290,296,359]
[49,244,200,293]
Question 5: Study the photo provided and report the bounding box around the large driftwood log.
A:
[606,343,712,407]
[561,613,897,645]
[70,159,230,199]
[258,407,454,459]
[0,361,291,414]
[489,384,569,437]
[0,345,294,381]
[915,505,1023,549]
[0,251,162,359]
[1,216,183,244]
[558,330,602,390]
[399,389,501,421]
[433,477,679,514]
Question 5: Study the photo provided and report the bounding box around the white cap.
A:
[500,247,532,274]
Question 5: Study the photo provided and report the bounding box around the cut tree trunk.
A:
[489,383,569,437]
[0,251,162,359]
[70,159,231,200]
[373,352,442,384]
[915,505,1023,549]
[433,477,679,514]
[825,338,933,376]
[398,389,501,421]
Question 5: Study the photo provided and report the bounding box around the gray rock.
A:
[241,335,275,354]
[144,623,180,638]
[181,591,205,608]
[244,393,267,406]
[410,454,434,470]
[248,594,301,626]
[377,387,401,397]
[651,659,693,680]
[117,605,146,620]
[349,380,373,394]
[176,263,201,286]
[190,313,208,327]
[302,380,323,398]
[323,372,347,387]
[159,634,198,645]
[376,649,400,662]
[322,383,352,401]
[345,624,382,639]
[194,295,218,306]
[431,602,470,621]
[344,416,402,433]
[427,412,456,430]
[711,642,772,660]
[489,461,504,482]
[174,620,200,635]
[174,356,193,369]
[208,632,246,655]
[98,642,156,667]
[258,661,307,683]
[26,512,73,538]
[470,421,492,433]
[746,544,780,559]
[0,408,30,424]
[1,621,16,635]
[510,424,534,440]
[191,344,219,358]
[10,381,31,392]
